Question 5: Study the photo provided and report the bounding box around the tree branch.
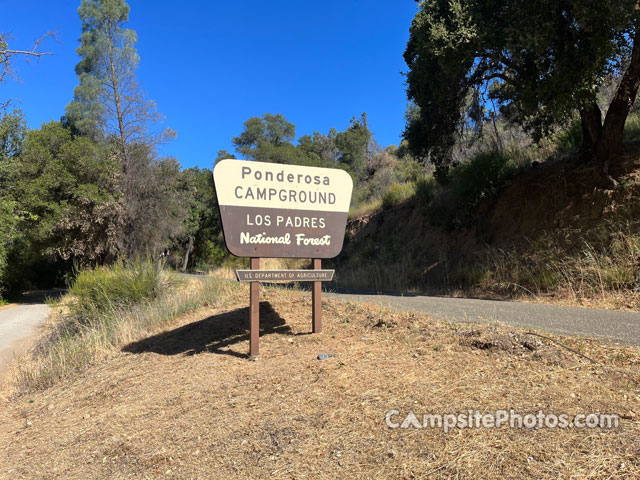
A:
[1,32,56,109]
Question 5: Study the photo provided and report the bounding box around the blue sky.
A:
[3,0,417,169]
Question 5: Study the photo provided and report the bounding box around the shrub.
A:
[381,182,415,209]
[624,111,640,142]
[450,150,517,211]
[414,175,439,208]
[68,260,166,325]
[554,118,582,155]
[14,266,236,391]
[424,150,518,229]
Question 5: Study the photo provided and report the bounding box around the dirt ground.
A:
[1,285,639,479]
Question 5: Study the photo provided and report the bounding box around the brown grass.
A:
[1,285,639,479]
[336,148,640,312]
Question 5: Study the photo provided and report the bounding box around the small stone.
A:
[317,353,336,361]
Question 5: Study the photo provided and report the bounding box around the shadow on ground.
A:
[17,289,66,305]
[122,301,291,359]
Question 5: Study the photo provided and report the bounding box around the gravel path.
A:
[0,293,56,380]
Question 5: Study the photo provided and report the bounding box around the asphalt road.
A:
[325,291,640,345]
[0,293,55,380]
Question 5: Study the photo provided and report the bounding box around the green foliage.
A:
[381,182,416,209]
[9,121,122,266]
[427,151,519,229]
[414,175,439,208]
[404,0,640,169]
[0,197,16,297]
[0,111,26,297]
[554,118,583,155]
[450,151,517,210]
[67,260,166,324]
[335,113,371,182]
[232,113,302,164]
[177,167,225,270]
[65,0,135,138]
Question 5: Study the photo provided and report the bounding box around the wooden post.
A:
[250,257,260,358]
[312,258,322,333]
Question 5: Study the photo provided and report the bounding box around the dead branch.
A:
[0,31,56,109]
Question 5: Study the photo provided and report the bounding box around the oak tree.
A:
[404,0,640,174]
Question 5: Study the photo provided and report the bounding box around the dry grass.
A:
[5,277,238,392]
[1,285,639,479]
[475,227,640,311]
[209,259,311,281]
[334,255,420,293]
[349,197,383,219]
[337,147,640,311]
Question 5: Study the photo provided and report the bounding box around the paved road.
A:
[325,291,640,346]
[184,274,640,345]
[0,293,54,380]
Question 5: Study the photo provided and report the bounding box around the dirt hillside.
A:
[1,285,639,479]
[333,148,640,306]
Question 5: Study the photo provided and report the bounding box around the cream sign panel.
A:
[213,159,354,258]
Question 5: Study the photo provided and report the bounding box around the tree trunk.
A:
[106,19,128,169]
[182,236,194,272]
[579,103,603,152]
[595,27,640,168]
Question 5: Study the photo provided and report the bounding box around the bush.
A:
[381,182,415,209]
[14,274,236,391]
[624,111,640,142]
[424,150,519,229]
[68,260,166,325]
[414,175,439,208]
[450,150,518,211]
[554,118,582,154]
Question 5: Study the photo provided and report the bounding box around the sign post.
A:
[249,257,260,358]
[213,159,353,356]
[312,258,322,333]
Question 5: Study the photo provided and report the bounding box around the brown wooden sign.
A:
[213,160,353,258]
[212,159,353,358]
[236,269,335,282]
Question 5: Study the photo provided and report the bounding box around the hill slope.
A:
[333,148,640,309]
[1,286,639,479]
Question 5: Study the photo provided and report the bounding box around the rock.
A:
[317,353,336,361]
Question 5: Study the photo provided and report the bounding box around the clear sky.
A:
[3,0,418,170]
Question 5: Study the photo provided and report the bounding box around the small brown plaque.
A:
[236,269,335,283]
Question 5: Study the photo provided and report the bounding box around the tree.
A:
[3,121,123,291]
[177,167,225,270]
[1,33,54,110]
[66,0,178,257]
[0,111,25,296]
[118,147,188,258]
[215,149,236,162]
[335,113,372,182]
[404,0,640,174]
[297,130,339,167]
[232,113,300,163]
[66,0,172,150]
[10,122,122,260]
